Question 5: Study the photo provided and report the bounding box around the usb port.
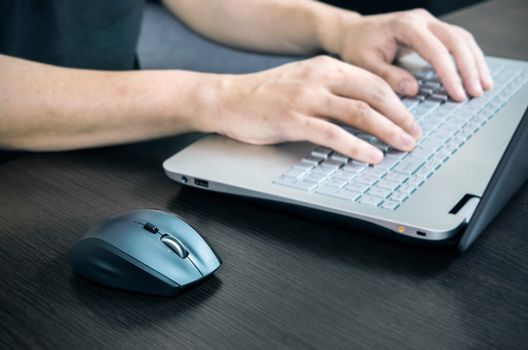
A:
[194,179,209,188]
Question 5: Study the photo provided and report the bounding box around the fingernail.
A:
[411,121,422,139]
[474,80,483,96]
[456,85,467,100]
[485,74,494,89]
[399,80,415,96]
[368,147,384,164]
[401,133,416,149]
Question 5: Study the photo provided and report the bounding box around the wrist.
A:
[182,72,235,135]
[314,5,362,55]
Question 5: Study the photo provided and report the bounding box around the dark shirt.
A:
[0,0,144,69]
[0,0,145,161]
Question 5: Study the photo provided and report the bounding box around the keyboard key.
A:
[384,172,408,183]
[394,158,424,175]
[407,148,431,161]
[313,167,336,176]
[283,167,306,179]
[398,183,416,194]
[312,146,333,158]
[330,153,349,162]
[407,176,426,187]
[385,148,407,160]
[345,182,368,194]
[356,174,379,185]
[417,139,441,153]
[333,170,357,181]
[381,200,400,210]
[291,180,317,191]
[363,166,386,177]
[415,69,435,80]
[440,101,460,112]
[430,94,448,103]
[367,187,392,199]
[316,185,357,200]
[303,155,324,165]
[403,98,419,109]
[375,155,400,170]
[273,176,297,187]
[343,163,367,173]
[376,179,400,191]
[321,159,343,169]
[419,87,434,96]
[303,172,327,183]
[389,191,408,203]
[433,106,454,117]
[415,165,432,179]
[356,133,374,142]
[414,93,427,102]
[423,81,441,89]
[321,177,347,188]
[359,194,384,207]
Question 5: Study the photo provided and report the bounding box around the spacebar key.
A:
[393,158,424,175]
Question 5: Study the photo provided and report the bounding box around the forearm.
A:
[162,0,358,55]
[0,54,219,151]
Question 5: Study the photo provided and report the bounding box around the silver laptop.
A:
[163,54,528,252]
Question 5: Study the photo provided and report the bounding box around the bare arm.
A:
[161,0,347,55]
[0,53,420,163]
[0,54,219,151]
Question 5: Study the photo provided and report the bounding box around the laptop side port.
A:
[417,231,427,237]
[194,179,209,188]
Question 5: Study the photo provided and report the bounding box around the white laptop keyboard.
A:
[273,64,527,210]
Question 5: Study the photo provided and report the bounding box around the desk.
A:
[1,1,527,349]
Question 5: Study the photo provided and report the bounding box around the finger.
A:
[297,116,384,164]
[322,95,416,152]
[468,38,494,90]
[431,23,483,97]
[397,25,467,101]
[329,66,422,138]
[360,52,420,97]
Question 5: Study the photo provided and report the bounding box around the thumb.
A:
[362,54,419,96]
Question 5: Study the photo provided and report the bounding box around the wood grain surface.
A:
[1,1,528,349]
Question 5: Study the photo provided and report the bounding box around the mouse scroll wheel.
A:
[160,234,188,258]
[143,222,159,233]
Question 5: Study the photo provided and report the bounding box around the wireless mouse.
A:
[68,209,222,296]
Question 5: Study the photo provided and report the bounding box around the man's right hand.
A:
[197,55,422,164]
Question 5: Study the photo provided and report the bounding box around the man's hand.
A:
[198,56,421,164]
[320,8,493,101]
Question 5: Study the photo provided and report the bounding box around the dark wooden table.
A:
[1,1,527,349]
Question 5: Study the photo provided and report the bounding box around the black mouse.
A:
[68,209,222,296]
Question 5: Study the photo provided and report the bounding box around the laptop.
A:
[163,54,528,252]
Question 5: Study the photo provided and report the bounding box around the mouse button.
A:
[160,234,188,258]
[82,215,136,241]
[186,248,222,276]
[167,225,221,275]
[151,249,202,286]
